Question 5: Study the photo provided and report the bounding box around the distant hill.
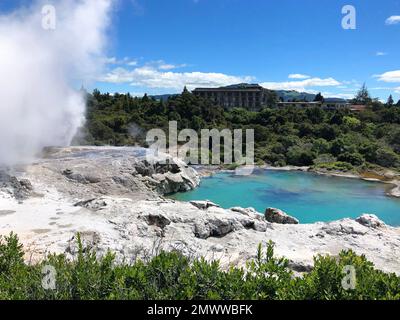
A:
[275,90,316,102]
[149,90,348,103]
[324,97,347,103]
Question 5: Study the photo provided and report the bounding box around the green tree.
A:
[343,116,361,130]
[337,152,364,166]
[353,83,372,105]
[314,92,324,102]
[387,95,394,107]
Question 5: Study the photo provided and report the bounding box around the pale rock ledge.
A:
[0,146,399,275]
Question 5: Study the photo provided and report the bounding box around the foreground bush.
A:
[0,233,399,300]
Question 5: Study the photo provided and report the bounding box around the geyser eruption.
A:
[0,0,113,166]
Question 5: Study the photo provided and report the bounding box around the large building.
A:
[193,83,362,112]
[192,83,275,110]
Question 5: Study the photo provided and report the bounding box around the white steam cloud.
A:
[0,0,113,166]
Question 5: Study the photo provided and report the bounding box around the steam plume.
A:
[0,0,113,166]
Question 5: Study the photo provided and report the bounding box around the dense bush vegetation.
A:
[1,233,399,300]
[78,88,400,171]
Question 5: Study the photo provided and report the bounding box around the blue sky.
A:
[2,0,400,100]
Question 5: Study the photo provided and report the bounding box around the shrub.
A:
[287,146,315,166]
[337,152,365,166]
[0,233,399,300]
[375,147,400,168]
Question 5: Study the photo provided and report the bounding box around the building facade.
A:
[192,83,274,110]
[193,83,357,111]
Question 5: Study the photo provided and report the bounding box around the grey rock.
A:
[194,221,211,239]
[62,169,101,184]
[0,172,33,200]
[143,213,171,229]
[322,220,367,236]
[265,208,299,224]
[207,217,235,237]
[356,214,385,229]
[74,198,107,211]
[288,260,313,273]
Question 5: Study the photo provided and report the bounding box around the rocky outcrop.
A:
[11,146,200,201]
[0,171,33,201]
[137,157,200,195]
[356,214,385,229]
[142,212,171,229]
[265,208,299,224]
[1,146,400,275]
[62,169,102,184]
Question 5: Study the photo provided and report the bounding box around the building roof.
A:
[349,105,367,111]
[223,83,263,89]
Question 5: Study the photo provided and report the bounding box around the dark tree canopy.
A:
[80,89,400,170]
[314,92,324,102]
[353,83,372,105]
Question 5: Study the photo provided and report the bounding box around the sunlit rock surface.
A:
[1,146,400,275]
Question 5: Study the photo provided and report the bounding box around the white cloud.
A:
[146,60,188,70]
[260,77,341,92]
[374,70,400,83]
[385,16,400,25]
[376,51,387,56]
[288,74,310,79]
[104,56,138,66]
[99,65,254,90]
[158,64,176,70]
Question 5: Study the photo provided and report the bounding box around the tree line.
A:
[78,85,400,171]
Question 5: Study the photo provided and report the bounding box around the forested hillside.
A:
[80,88,400,171]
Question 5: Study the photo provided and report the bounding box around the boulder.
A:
[194,221,211,239]
[265,208,299,224]
[193,216,238,239]
[144,213,171,229]
[134,157,199,195]
[207,217,235,238]
[134,160,155,176]
[0,171,33,201]
[356,214,385,229]
[62,169,101,184]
